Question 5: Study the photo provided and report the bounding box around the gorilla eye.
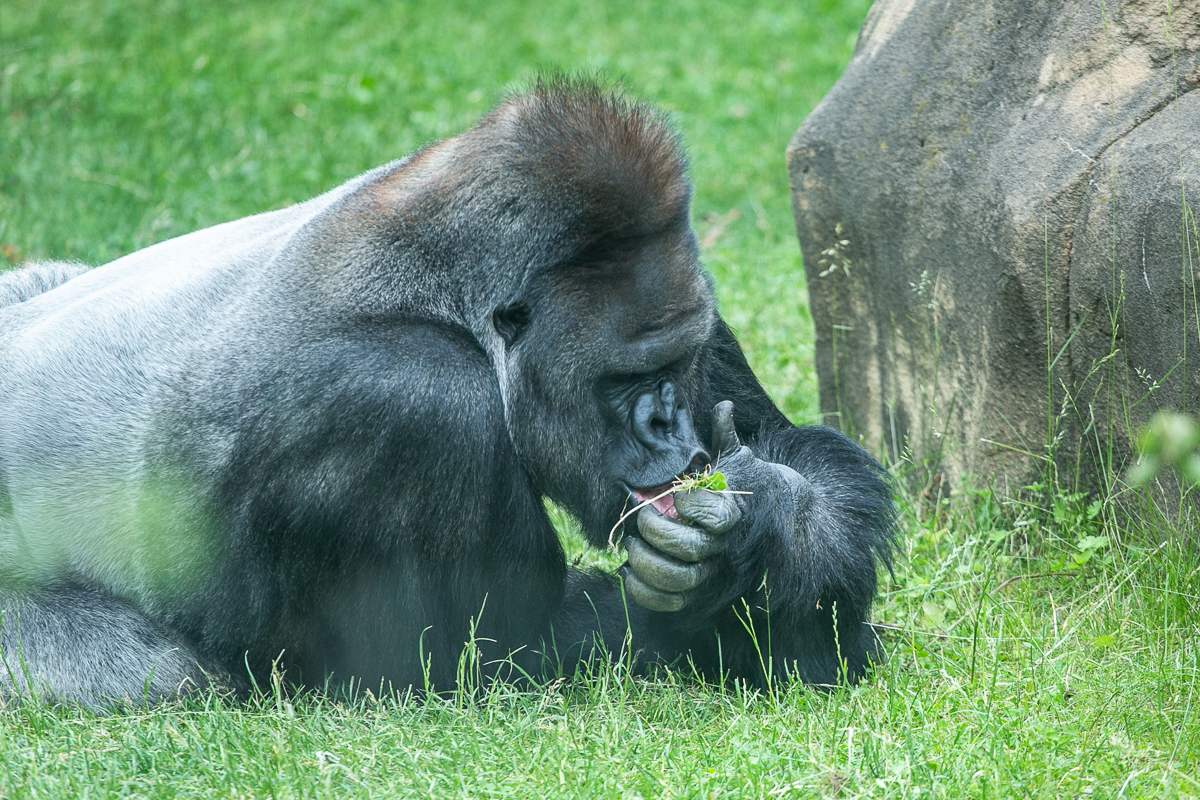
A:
[493,302,531,346]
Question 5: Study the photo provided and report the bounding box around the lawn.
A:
[2,0,1198,797]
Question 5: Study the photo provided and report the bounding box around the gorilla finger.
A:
[626,537,710,593]
[673,489,742,534]
[638,505,723,562]
[711,401,741,457]
[620,567,686,613]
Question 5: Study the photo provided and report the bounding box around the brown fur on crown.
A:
[472,76,692,239]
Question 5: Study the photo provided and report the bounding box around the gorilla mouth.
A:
[632,483,679,518]
[630,454,707,519]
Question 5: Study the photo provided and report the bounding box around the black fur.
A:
[0,80,895,707]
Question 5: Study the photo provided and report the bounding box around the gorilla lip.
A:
[631,483,679,518]
[629,454,709,519]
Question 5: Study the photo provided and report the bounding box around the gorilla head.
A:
[368,82,718,545]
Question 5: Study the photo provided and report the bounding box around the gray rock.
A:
[788,0,1200,496]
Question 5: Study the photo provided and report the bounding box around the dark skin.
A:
[626,394,835,616]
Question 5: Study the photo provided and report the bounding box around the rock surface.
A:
[788,0,1200,494]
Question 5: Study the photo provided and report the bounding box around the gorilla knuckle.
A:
[635,505,680,541]
[626,539,706,593]
[621,569,686,613]
[673,489,741,534]
[635,510,717,563]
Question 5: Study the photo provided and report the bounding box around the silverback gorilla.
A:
[0,81,894,707]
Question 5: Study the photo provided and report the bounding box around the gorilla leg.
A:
[0,587,211,709]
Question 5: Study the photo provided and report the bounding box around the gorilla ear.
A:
[493,302,531,346]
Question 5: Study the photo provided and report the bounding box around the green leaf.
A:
[920,601,946,628]
[1138,411,1200,463]
[1076,535,1108,552]
[1093,634,1116,648]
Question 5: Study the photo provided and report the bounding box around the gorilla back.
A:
[0,81,895,708]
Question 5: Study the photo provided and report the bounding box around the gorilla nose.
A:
[670,406,709,467]
[631,382,708,471]
[632,381,680,449]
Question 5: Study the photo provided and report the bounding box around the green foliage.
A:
[675,468,728,493]
[1128,410,1200,486]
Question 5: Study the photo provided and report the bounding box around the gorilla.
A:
[0,81,894,708]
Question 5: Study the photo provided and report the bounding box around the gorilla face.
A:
[496,218,715,545]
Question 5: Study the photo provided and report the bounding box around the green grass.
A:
[2,0,1199,797]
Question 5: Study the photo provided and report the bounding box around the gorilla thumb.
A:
[712,400,741,460]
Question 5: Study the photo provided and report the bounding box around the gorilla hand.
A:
[706,399,815,529]
[622,486,740,612]
[622,400,814,614]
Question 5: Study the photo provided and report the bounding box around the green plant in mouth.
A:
[672,464,729,493]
